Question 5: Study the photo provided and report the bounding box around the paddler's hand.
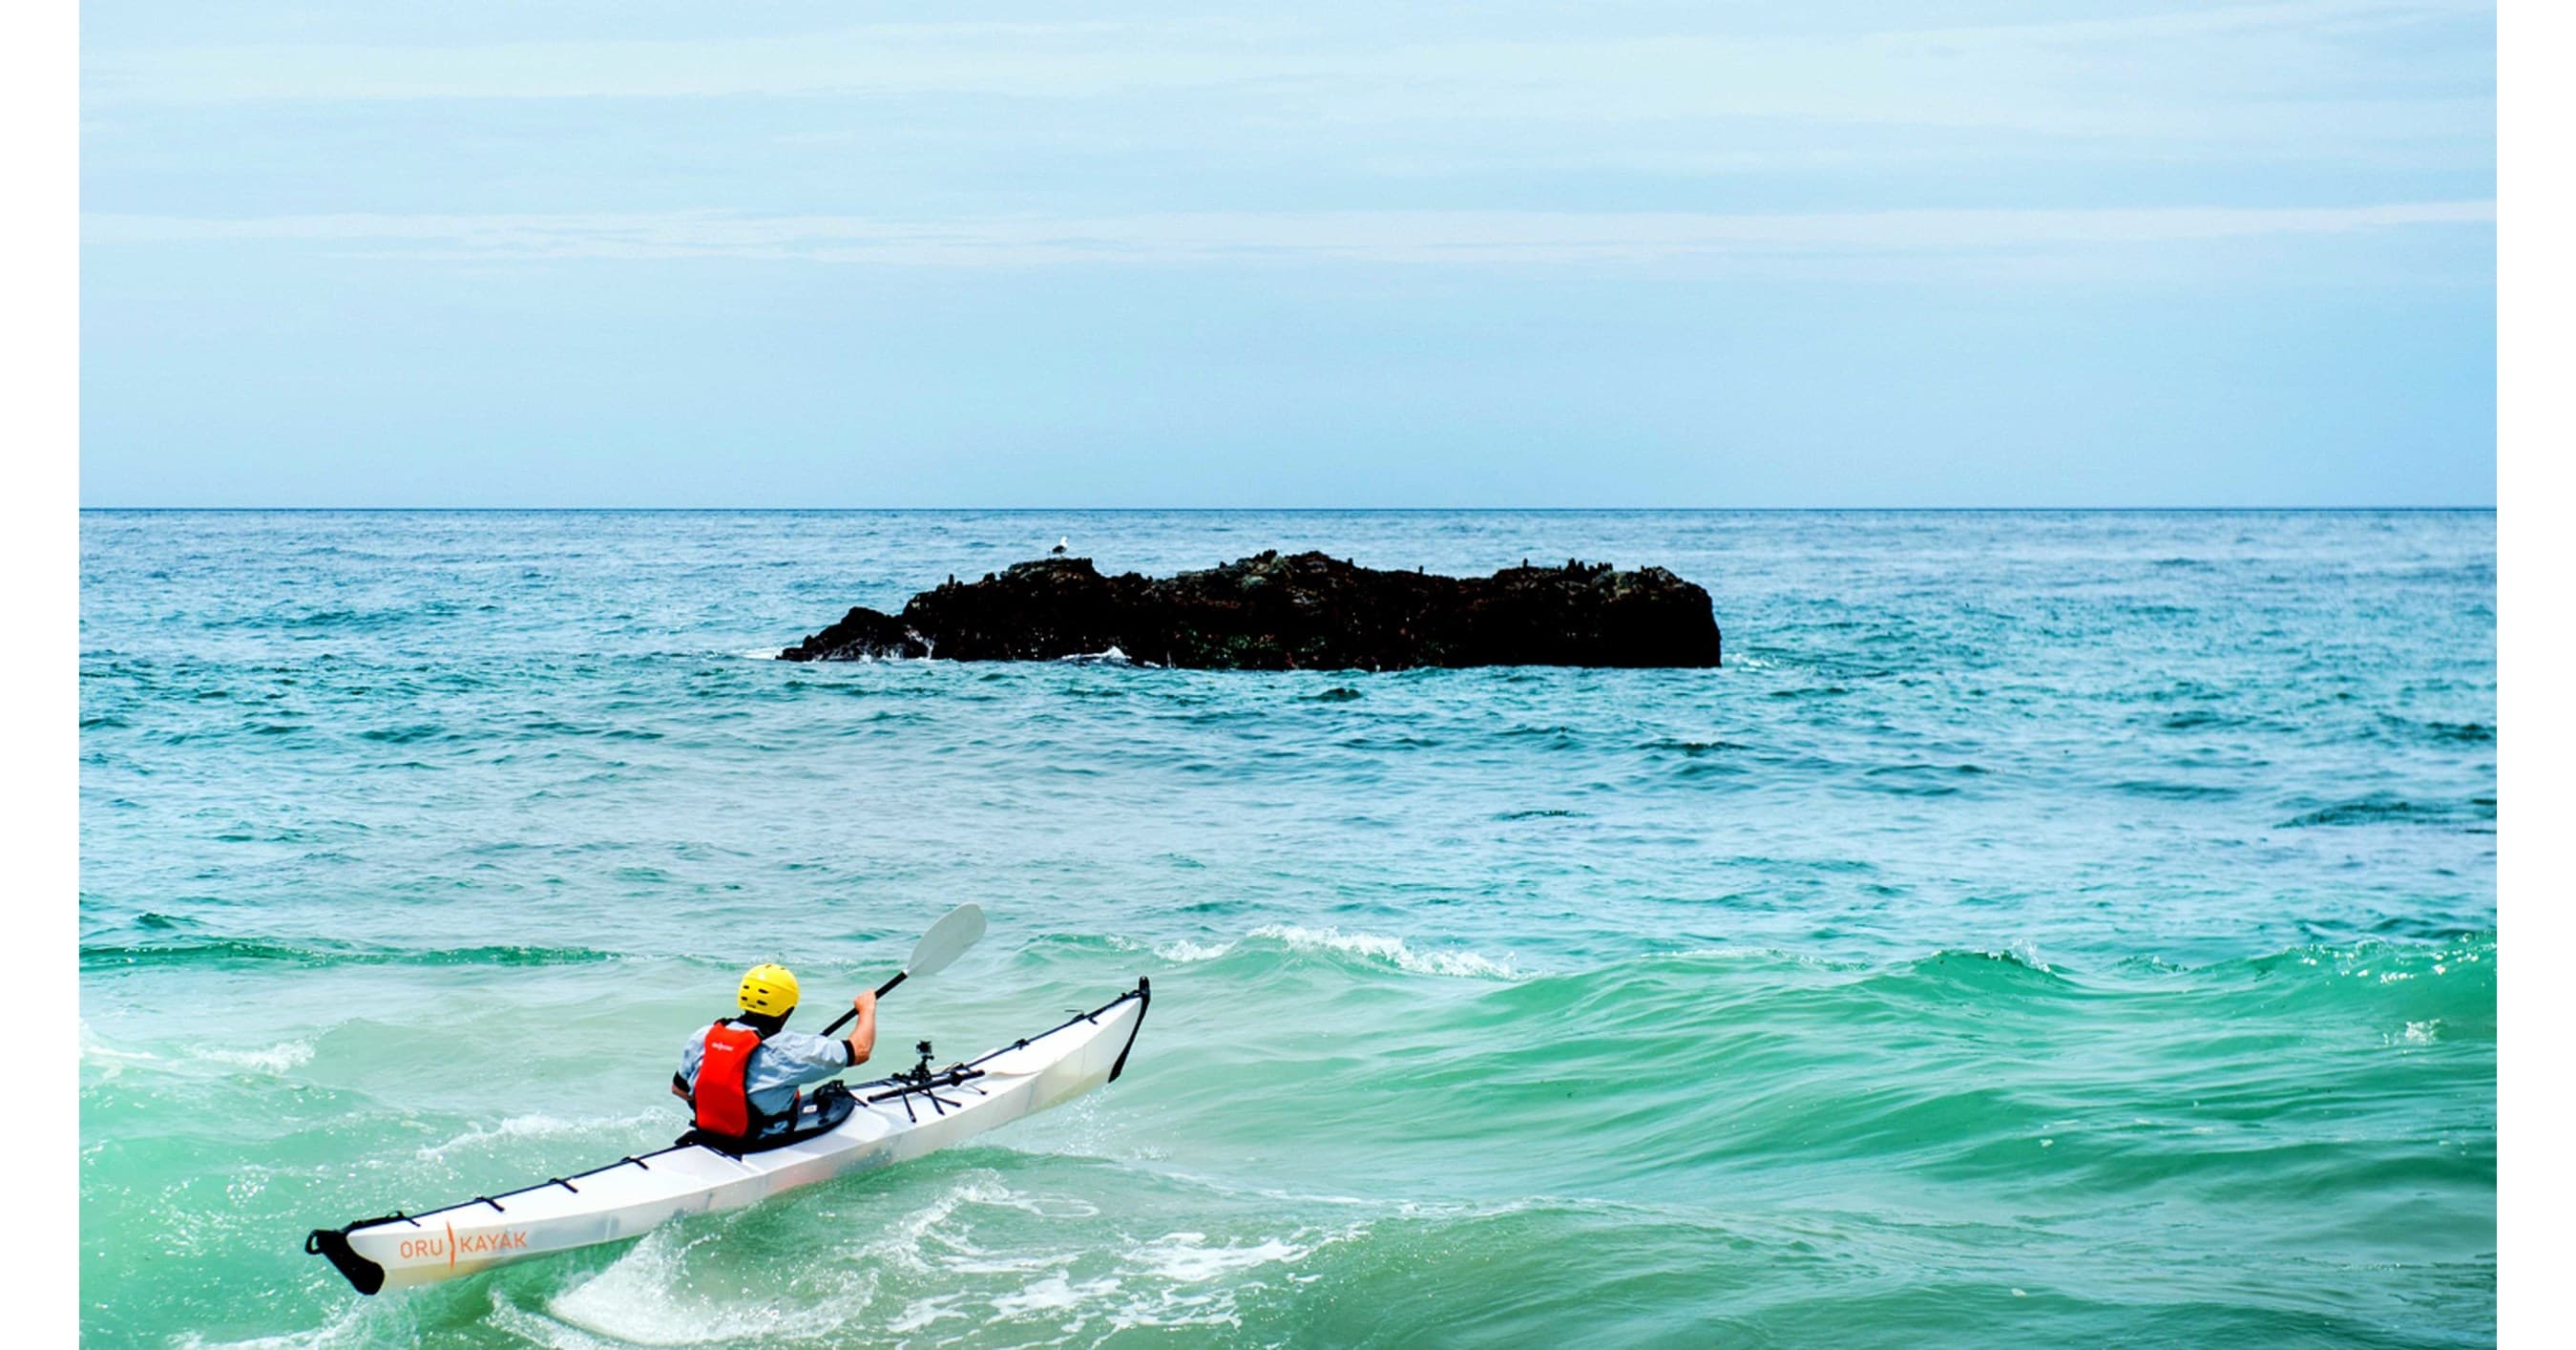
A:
[845,990,878,1065]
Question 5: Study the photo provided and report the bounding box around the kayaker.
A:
[672,963,875,1144]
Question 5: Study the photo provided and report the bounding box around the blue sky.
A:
[79,1,2495,506]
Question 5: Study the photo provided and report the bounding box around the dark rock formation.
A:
[780,551,1721,669]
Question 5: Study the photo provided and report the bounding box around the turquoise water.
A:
[80,510,2495,1346]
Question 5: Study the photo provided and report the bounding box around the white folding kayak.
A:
[307,981,1149,1294]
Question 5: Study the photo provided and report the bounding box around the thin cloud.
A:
[79,3,2490,148]
[84,202,2495,266]
[81,23,1270,105]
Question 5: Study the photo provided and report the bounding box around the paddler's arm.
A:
[670,1031,702,1101]
[844,990,876,1065]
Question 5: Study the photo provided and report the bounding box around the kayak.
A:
[307,980,1149,1295]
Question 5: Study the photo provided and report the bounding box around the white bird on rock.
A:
[1052,537,1069,555]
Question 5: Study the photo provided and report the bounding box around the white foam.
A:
[860,1176,1357,1336]
[883,1294,967,1336]
[170,1300,397,1348]
[83,1026,321,1080]
[1153,939,1234,963]
[938,1249,1079,1277]
[524,1171,1372,1344]
[77,1023,159,1077]
[834,1171,1046,1277]
[1249,924,1523,980]
[197,1040,315,1074]
[481,1304,628,1350]
[1096,1221,1373,1333]
[414,1109,668,1163]
[548,1226,872,1345]
[991,1273,1126,1318]
[1127,1231,1312,1283]
[735,647,780,661]
[172,1329,345,1349]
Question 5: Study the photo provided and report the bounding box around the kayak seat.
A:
[679,1080,859,1156]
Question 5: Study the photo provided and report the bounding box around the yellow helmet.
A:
[737,963,801,1016]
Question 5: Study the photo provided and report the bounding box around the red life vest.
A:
[692,1021,771,1139]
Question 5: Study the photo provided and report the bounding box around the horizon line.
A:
[75,504,2500,514]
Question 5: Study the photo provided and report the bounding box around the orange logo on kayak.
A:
[394,1222,529,1268]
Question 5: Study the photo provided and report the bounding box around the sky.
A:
[79,0,2496,507]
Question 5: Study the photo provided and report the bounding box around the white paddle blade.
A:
[906,903,986,980]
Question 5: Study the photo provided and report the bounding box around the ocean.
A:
[78,509,2496,1346]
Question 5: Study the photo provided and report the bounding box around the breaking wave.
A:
[1246,925,1523,980]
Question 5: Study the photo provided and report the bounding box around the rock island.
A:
[780,550,1722,669]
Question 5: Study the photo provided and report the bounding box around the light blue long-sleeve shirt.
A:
[677,1022,852,1122]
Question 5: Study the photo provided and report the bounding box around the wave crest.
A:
[1247,924,1522,980]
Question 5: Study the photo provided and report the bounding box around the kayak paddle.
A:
[822,902,986,1034]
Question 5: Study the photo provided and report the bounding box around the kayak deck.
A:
[308,980,1148,1294]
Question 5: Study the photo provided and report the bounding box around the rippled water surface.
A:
[80,510,2496,1345]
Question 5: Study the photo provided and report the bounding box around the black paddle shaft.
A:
[820,970,907,1036]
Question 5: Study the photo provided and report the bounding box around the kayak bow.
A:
[307,980,1149,1295]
